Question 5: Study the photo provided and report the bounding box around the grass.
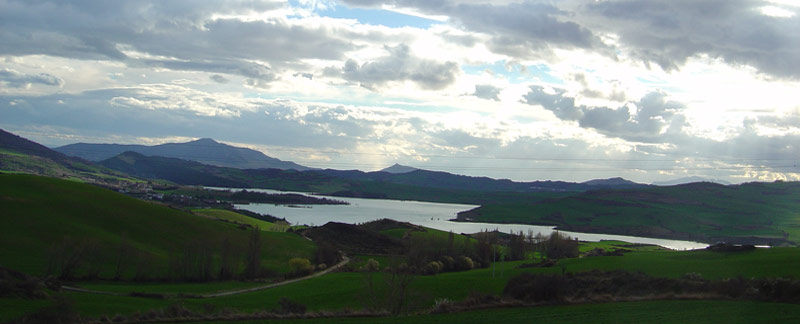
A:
[5,247,800,321]
[578,240,667,253]
[0,174,316,279]
[192,208,277,231]
[0,297,52,323]
[560,247,800,280]
[191,300,800,324]
[74,280,266,295]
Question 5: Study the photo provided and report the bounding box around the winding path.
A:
[62,255,350,299]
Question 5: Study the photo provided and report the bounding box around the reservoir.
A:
[224,187,709,250]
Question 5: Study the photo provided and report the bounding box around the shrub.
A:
[424,261,443,275]
[455,256,474,271]
[440,256,455,271]
[363,259,380,272]
[288,258,313,277]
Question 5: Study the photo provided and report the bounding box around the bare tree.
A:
[243,226,261,279]
[114,233,133,280]
[218,238,236,280]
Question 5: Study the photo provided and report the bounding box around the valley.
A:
[1,129,799,323]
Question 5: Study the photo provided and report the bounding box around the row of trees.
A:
[46,227,318,282]
[507,230,580,261]
[402,229,579,276]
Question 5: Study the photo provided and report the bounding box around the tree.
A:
[447,231,455,256]
[218,238,236,280]
[243,227,262,279]
[508,230,527,261]
[383,259,417,315]
[544,231,579,259]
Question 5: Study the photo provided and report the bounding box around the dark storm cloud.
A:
[324,44,459,90]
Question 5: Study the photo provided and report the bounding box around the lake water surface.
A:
[223,187,708,250]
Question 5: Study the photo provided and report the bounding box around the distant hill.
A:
[380,163,418,174]
[99,151,248,187]
[95,151,568,204]
[0,129,70,162]
[653,176,732,186]
[315,168,648,193]
[56,138,311,171]
[0,129,132,182]
[582,177,644,187]
[457,181,800,246]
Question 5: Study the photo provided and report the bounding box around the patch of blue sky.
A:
[462,61,564,85]
[311,2,441,29]
[635,76,667,85]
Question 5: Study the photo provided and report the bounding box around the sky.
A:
[1,0,798,183]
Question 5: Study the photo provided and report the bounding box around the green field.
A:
[192,208,279,231]
[190,300,800,324]
[0,174,316,279]
[8,246,794,321]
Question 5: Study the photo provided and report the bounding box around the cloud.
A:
[340,0,608,60]
[0,68,64,88]
[340,0,800,79]
[470,84,501,101]
[523,86,686,142]
[210,74,229,83]
[0,0,353,82]
[581,0,800,79]
[325,44,459,90]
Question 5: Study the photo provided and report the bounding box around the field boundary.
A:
[61,255,350,299]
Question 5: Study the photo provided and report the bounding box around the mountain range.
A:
[3,129,735,193]
[55,138,310,171]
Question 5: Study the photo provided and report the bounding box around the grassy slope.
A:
[461,182,800,245]
[192,208,276,231]
[0,174,315,278]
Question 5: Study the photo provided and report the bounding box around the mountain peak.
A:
[380,163,418,174]
[581,177,642,187]
[190,138,220,145]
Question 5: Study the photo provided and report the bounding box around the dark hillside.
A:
[100,151,247,187]
[0,129,68,161]
[0,173,315,279]
[302,222,405,255]
[457,181,800,245]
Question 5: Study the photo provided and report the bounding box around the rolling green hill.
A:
[0,129,137,183]
[457,181,800,245]
[0,173,316,279]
